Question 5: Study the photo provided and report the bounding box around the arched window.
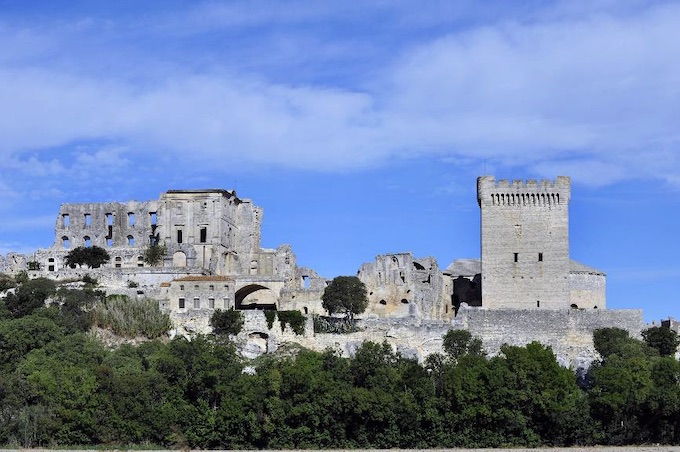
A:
[62,236,70,248]
[127,235,134,246]
[84,236,91,247]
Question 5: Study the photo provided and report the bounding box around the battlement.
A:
[477,175,571,207]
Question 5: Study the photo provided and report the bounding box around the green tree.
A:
[143,241,167,266]
[210,309,244,336]
[442,329,484,362]
[642,326,680,357]
[4,277,56,318]
[64,246,110,269]
[321,276,368,318]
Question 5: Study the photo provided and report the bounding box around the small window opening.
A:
[84,236,91,247]
[194,285,199,290]
[62,214,70,227]
[48,265,55,272]
[106,213,113,226]
[193,297,200,309]
[127,235,134,246]
[570,304,578,309]
[301,275,310,288]
[536,300,540,308]
[180,285,184,290]
[150,212,157,226]
[223,297,229,309]
[401,298,409,304]
[379,299,387,305]
[200,227,207,243]
[106,237,113,247]
[128,212,135,226]
[179,298,185,309]
[593,305,598,309]
[84,214,91,227]
[303,307,308,314]
[538,253,543,262]
[208,297,215,309]
[62,236,70,248]
[514,253,519,263]
[209,285,214,291]
[48,258,54,263]
[177,230,183,244]
[250,260,258,275]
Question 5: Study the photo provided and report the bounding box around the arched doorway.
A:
[172,251,187,267]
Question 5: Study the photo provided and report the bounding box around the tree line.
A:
[1,275,680,448]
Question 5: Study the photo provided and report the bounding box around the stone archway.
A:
[235,284,277,310]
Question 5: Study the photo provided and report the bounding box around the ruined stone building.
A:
[0,176,641,365]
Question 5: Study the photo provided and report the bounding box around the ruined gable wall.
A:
[478,176,571,310]
[570,272,606,309]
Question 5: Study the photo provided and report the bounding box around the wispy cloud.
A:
[0,0,679,193]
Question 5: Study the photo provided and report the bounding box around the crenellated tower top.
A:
[477,175,571,207]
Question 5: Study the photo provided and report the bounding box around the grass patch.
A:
[94,294,172,339]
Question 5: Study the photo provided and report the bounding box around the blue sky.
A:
[0,0,678,322]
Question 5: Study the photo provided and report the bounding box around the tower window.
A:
[84,214,91,227]
[514,253,518,263]
[200,227,207,243]
[537,300,540,308]
[538,253,543,262]
[177,230,183,244]
[62,214,70,227]
[128,212,135,226]
[179,298,185,309]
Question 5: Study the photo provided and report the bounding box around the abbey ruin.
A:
[0,176,644,366]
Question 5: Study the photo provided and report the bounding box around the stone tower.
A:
[477,176,571,309]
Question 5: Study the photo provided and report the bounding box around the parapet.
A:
[477,175,571,206]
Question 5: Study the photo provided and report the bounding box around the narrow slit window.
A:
[177,230,183,244]
[179,298,185,309]
[514,253,518,263]
[538,253,543,262]
[128,212,135,226]
[537,300,540,308]
[62,214,70,227]
[200,227,207,243]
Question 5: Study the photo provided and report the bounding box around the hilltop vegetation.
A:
[0,273,679,448]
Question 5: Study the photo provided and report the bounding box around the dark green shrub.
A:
[265,310,276,329]
[210,309,244,336]
[277,310,306,335]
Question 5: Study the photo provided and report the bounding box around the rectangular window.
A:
[200,227,207,243]
[209,285,214,291]
[538,252,543,262]
[84,214,91,227]
[537,300,540,308]
[150,212,157,226]
[62,214,70,227]
[514,253,518,263]
[128,212,135,226]
[180,285,184,290]
[179,298,185,309]
[177,230,183,244]
[193,297,200,309]
[208,298,215,309]
[106,237,113,247]
[106,213,113,226]
[223,297,229,309]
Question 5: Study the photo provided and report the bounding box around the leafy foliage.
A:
[64,246,111,269]
[94,295,172,338]
[210,309,244,336]
[442,329,484,362]
[276,310,306,335]
[321,276,368,317]
[143,241,167,266]
[642,325,680,356]
[4,277,57,318]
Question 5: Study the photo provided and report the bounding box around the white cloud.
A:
[0,1,679,187]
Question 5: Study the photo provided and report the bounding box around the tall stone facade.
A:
[478,176,572,310]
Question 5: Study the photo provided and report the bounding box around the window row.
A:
[513,252,544,262]
[62,235,139,248]
[178,297,227,310]
[491,193,560,206]
[179,284,228,291]
[61,212,157,227]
